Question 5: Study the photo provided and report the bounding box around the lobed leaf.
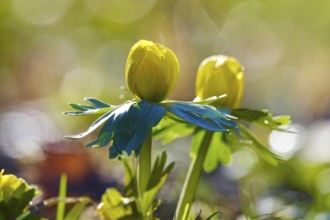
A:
[64,98,116,116]
[84,97,111,108]
[168,103,229,132]
[232,108,291,131]
[65,110,115,139]
[191,130,232,173]
[97,188,134,220]
[64,107,115,116]
[121,153,138,198]
[68,103,94,111]
[153,116,194,144]
[238,124,283,166]
[192,95,227,105]
[141,151,175,217]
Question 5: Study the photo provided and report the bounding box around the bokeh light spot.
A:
[299,120,330,163]
[269,124,304,159]
[224,148,258,179]
[11,0,73,25]
[317,168,330,194]
[84,0,157,23]
[222,11,282,79]
[60,66,104,102]
[0,108,59,159]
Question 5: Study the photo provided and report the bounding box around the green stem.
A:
[56,173,67,220]
[137,134,152,217]
[175,131,214,220]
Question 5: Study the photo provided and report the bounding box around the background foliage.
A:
[0,0,329,219]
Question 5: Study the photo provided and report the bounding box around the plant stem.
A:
[175,131,214,220]
[137,134,152,217]
[56,173,67,220]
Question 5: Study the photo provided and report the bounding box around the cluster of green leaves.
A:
[0,153,174,219]
[240,158,330,219]
[63,96,291,219]
[98,152,174,220]
[63,98,184,219]
[0,171,95,220]
[64,96,291,171]
[0,170,41,220]
[154,108,291,173]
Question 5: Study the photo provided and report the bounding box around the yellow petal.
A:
[195,55,244,108]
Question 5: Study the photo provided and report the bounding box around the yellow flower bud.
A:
[195,55,244,108]
[125,40,179,103]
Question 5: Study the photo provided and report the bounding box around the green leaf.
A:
[17,211,46,220]
[140,152,175,217]
[152,199,162,213]
[63,201,89,220]
[17,214,45,220]
[191,130,232,173]
[7,186,36,217]
[238,124,283,166]
[65,110,114,139]
[64,98,116,116]
[231,109,269,122]
[97,188,134,220]
[120,152,174,219]
[190,129,206,158]
[273,115,291,126]
[64,107,115,116]
[121,153,138,198]
[204,132,232,172]
[68,103,94,111]
[153,116,194,144]
[232,108,291,131]
[11,182,27,198]
[192,95,227,105]
[84,97,111,108]
[146,151,174,191]
[229,108,291,165]
[206,211,220,220]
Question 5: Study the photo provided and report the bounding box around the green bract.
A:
[195,55,244,108]
[125,40,179,103]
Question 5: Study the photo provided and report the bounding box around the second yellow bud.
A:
[195,55,244,108]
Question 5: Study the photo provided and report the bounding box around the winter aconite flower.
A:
[195,55,244,108]
[193,55,290,168]
[66,40,238,159]
[126,40,179,103]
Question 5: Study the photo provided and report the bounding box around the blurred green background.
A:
[0,0,330,219]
